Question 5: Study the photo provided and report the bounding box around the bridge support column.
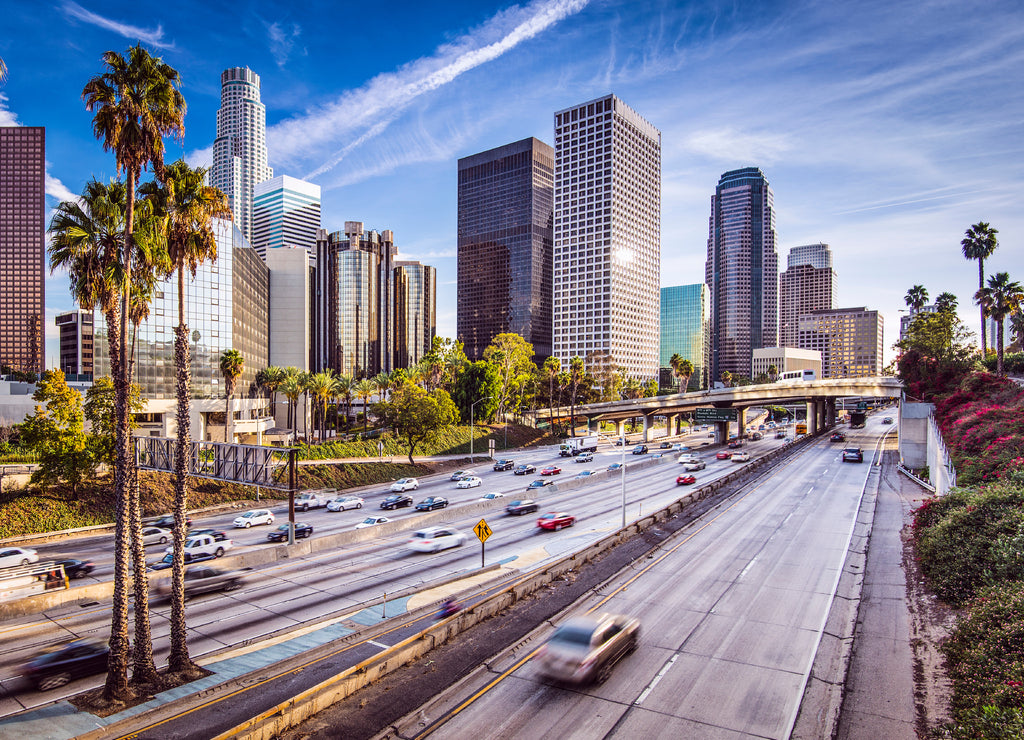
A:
[667,413,679,437]
[615,420,626,440]
[806,401,816,434]
[737,408,747,438]
[641,413,653,443]
[825,399,836,428]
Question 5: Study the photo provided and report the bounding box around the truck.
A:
[294,488,336,512]
[165,534,232,562]
[849,411,866,429]
[559,435,599,457]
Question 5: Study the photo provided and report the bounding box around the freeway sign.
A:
[474,519,492,543]
[695,407,738,422]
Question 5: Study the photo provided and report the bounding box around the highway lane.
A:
[408,422,885,739]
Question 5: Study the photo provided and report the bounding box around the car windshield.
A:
[361,518,377,525]
[551,624,595,647]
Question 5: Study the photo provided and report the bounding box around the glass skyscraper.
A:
[780,243,836,348]
[395,262,436,369]
[660,284,711,391]
[252,175,321,263]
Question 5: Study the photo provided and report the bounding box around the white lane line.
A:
[367,639,390,649]
[634,653,679,705]
[739,556,759,579]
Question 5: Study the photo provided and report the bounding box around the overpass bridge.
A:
[557,376,903,443]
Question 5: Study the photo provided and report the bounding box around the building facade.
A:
[553,94,661,381]
[0,126,45,376]
[780,243,836,348]
[659,284,710,391]
[394,262,437,369]
[798,307,884,378]
[705,167,778,381]
[751,347,822,379]
[211,67,273,243]
[55,310,94,380]
[457,138,553,362]
[252,175,321,263]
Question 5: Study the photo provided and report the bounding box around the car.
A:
[670,443,689,452]
[830,432,846,442]
[479,492,505,501]
[407,526,467,552]
[676,474,697,485]
[456,476,483,489]
[776,431,787,439]
[380,494,413,510]
[681,460,706,471]
[513,464,537,475]
[151,514,193,530]
[416,496,449,511]
[55,559,94,579]
[535,612,640,684]
[659,441,673,449]
[141,526,171,546]
[631,444,648,455]
[186,528,228,542]
[450,469,476,481]
[843,447,864,463]
[155,565,246,600]
[355,515,391,529]
[233,509,274,528]
[537,512,575,531]
[166,534,232,561]
[731,452,751,462]
[575,470,594,479]
[882,417,894,424]
[493,459,515,471]
[541,465,562,476]
[574,452,594,463]
[326,496,364,512]
[707,432,716,437]
[614,437,631,446]
[750,432,764,441]
[266,522,313,542]
[728,440,743,449]
[21,638,109,691]
[607,462,623,471]
[527,479,553,490]
[506,499,539,516]
[716,451,732,460]
[390,477,419,492]
[0,547,38,569]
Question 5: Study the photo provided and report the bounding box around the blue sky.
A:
[2,0,1023,369]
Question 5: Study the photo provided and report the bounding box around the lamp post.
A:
[620,437,627,528]
[470,396,494,462]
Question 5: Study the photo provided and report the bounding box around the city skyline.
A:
[2,0,1022,370]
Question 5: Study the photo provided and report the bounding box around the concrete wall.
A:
[898,402,931,469]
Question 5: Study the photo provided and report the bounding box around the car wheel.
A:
[37,672,71,691]
[300,505,308,512]
[159,536,167,544]
[596,662,613,684]
[214,547,224,558]
[554,524,562,531]
[356,503,362,509]
[245,522,252,528]
[20,558,29,566]
[184,553,192,562]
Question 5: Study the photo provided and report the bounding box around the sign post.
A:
[474,518,492,568]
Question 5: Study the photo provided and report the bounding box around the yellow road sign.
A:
[474,519,492,543]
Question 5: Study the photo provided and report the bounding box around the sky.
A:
[2,0,1023,371]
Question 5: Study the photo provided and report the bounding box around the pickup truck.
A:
[166,534,232,562]
[294,489,335,512]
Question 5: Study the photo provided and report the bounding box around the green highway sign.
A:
[695,407,738,422]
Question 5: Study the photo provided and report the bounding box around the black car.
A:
[527,479,552,490]
[266,523,313,542]
[493,459,515,471]
[56,559,94,579]
[513,464,537,475]
[22,638,109,691]
[506,499,539,516]
[614,438,632,446]
[416,496,449,511]
[152,514,193,530]
[842,448,864,463]
[149,552,214,571]
[829,432,846,442]
[659,441,673,449]
[381,494,413,510]
[631,444,648,455]
[186,528,228,541]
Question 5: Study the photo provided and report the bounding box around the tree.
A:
[219,350,244,442]
[904,285,929,312]
[483,333,536,420]
[720,370,732,387]
[374,383,459,464]
[568,356,584,436]
[84,376,144,466]
[304,370,335,441]
[673,356,695,391]
[20,371,96,495]
[0,57,7,83]
[961,222,999,357]
[334,373,353,430]
[935,292,958,315]
[975,272,1024,375]
[279,374,303,439]
[451,361,501,423]
[353,379,375,433]
[896,310,975,400]
[542,356,560,428]
[767,364,778,382]
[1009,311,1024,353]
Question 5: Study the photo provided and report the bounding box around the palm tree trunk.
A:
[997,320,1005,375]
[980,259,988,358]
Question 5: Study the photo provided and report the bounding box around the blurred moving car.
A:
[775,431,786,439]
[186,528,228,541]
[166,534,232,561]
[750,432,764,441]
[456,476,483,489]
[575,470,594,479]
[450,470,476,481]
[614,437,631,446]
[731,452,751,462]
[715,451,732,460]
[537,512,575,531]
[266,523,313,542]
[607,463,623,471]
[151,514,193,530]
[631,444,648,455]
[513,464,536,475]
[829,432,846,442]
[681,459,706,471]
[541,465,562,476]
[659,441,673,449]
[727,440,743,449]
[506,499,539,516]
[141,526,171,546]
[479,492,505,501]
[381,494,414,510]
[842,448,864,463]
[155,564,246,600]
[22,638,109,691]
[882,417,894,424]
[0,547,38,569]
[390,477,419,492]
[326,496,364,511]
[676,475,697,485]
[493,459,515,471]
[527,479,552,491]
[355,515,391,529]
[56,559,94,579]
[574,452,594,463]
[233,509,274,528]
[535,612,640,684]
[416,496,449,511]
[407,526,467,552]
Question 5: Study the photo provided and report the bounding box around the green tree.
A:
[1009,311,1024,353]
[483,333,536,419]
[585,350,620,402]
[935,291,959,315]
[720,370,732,387]
[961,222,999,358]
[896,310,975,400]
[20,371,96,495]
[84,376,144,466]
[258,366,286,421]
[975,272,1024,376]
[670,355,695,391]
[904,284,929,312]
[542,356,561,427]
[353,378,375,433]
[219,349,244,442]
[766,364,778,382]
[304,370,336,440]
[374,383,459,464]
[279,373,303,439]
[451,361,501,423]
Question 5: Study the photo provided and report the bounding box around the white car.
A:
[479,492,505,501]
[450,469,476,481]
[391,477,419,492]
[456,475,483,489]
[233,509,275,528]
[574,452,593,463]
[326,496,364,512]
[0,547,38,569]
[141,526,172,546]
[407,526,467,552]
[731,452,751,462]
[355,515,391,529]
[682,460,706,471]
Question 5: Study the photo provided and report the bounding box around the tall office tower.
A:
[264,245,313,374]
[0,127,45,376]
[211,67,273,243]
[659,284,710,391]
[457,137,553,361]
[705,167,778,381]
[553,95,661,380]
[252,175,321,263]
[55,310,95,380]
[779,243,836,348]
[394,261,437,368]
[797,307,884,378]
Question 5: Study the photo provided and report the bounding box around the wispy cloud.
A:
[45,169,77,203]
[264,20,303,68]
[682,127,792,165]
[60,1,173,49]
[0,93,19,127]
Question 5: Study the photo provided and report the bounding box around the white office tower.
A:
[211,67,273,243]
[553,94,661,380]
[253,175,321,263]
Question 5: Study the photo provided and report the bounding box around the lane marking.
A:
[635,653,678,705]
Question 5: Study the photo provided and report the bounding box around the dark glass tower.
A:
[457,137,553,362]
[0,126,45,376]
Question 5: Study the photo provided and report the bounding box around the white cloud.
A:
[265,21,303,68]
[60,1,173,49]
[682,128,793,165]
[0,93,19,127]
[45,169,77,203]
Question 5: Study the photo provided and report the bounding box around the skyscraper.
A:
[798,307,884,378]
[55,310,94,380]
[395,262,436,369]
[252,175,321,263]
[659,284,710,391]
[705,167,778,380]
[779,243,836,348]
[553,95,661,380]
[0,126,45,376]
[457,138,553,361]
[211,67,273,243]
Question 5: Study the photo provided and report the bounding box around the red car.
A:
[716,451,732,460]
[676,475,697,485]
[537,512,575,531]
[541,465,562,476]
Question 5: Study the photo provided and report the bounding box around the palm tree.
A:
[962,222,999,357]
[83,44,185,702]
[568,356,584,437]
[904,285,929,313]
[279,374,303,440]
[354,379,376,432]
[219,350,244,442]
[721,370,732,387]
[1009,311,1024,353]
[0,57,7,83]
[334,373,353,431]
[542,356,560,428]
[298,371,313,440]
[975,272,1024,375]
[934,292,958,315]
[305,370,335,441]
[258,366,285,422]
[678,358,695,392]
[767,364,779,382]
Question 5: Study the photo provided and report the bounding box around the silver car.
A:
[535,612,640,684]
[141,526,171,546]
[326,496,364,512]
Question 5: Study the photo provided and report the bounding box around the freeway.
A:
[0,423,792,718]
